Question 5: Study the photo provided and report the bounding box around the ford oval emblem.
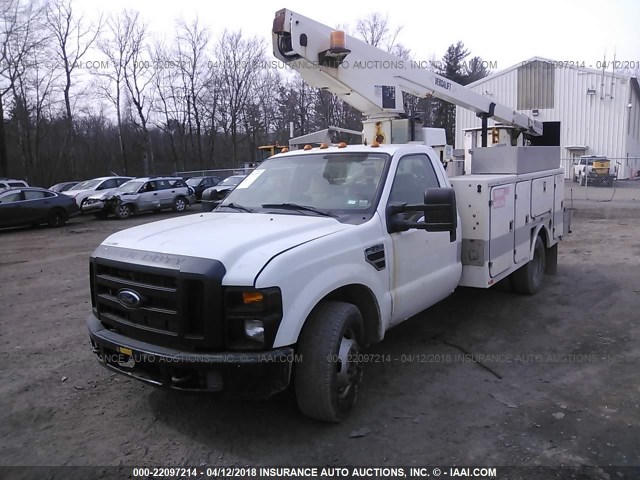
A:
[117,289,143,308]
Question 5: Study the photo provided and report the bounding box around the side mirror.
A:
[386,187,457,242]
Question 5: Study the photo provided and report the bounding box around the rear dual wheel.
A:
[512,235,545,295]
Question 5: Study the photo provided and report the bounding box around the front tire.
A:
[512,235,546,295]
[295,301,364,422]
[115,203,132,219]
[174,196,187,212]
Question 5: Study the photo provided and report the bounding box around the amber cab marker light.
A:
[243,291,264,304]
[337,142,347,148]
[281,147,289,153]
[330,30,346,50]
[371,140,380,148]
[319,143,329,149]
[303,144,313,150]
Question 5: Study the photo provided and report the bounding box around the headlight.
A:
[224,287,282,350]
[244,319,265,342]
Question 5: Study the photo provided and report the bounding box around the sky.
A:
[72,0,640,74]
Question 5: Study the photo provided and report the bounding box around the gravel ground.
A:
[1,182,638,478]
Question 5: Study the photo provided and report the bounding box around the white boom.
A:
[272,9,543,145]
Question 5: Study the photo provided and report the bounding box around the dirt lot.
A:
[1,182,639,476]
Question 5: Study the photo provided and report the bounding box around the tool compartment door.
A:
[531,176,554,218]
[514,180,531,263]
[489,183,515,277]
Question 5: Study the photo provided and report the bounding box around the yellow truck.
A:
[573,156,617,187]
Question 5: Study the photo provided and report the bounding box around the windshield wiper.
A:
[218,202,254,213]
[261,203,337,218]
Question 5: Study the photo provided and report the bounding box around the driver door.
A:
[137,181,160,212]
[386,154,460,325]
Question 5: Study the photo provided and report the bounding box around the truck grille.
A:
[91,251,225,350]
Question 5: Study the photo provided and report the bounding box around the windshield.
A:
[186,177,204,186]
[70,179,100,190]
[220,152,389,214]
[219,176,245,186]
[117,180,144,193]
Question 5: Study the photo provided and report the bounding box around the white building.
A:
[455,57,640,178]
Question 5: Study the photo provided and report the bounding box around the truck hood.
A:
[100,212,350,284]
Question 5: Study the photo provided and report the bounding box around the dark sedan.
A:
[186,176,222,200]
[49,181,80,193]
[201,175,246,211]
[0,187,80,228]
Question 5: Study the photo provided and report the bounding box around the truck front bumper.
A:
[87,314,294,397]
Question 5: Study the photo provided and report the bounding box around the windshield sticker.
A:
[236,169,265,189]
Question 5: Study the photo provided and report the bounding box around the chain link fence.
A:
[174,167,255,180]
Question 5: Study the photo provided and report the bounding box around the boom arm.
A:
[272,9,542,141]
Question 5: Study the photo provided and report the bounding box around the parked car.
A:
[0,187,80,228]
[49,181,80,193]
[201,175,247,212]
[83,177,196,219]
[186,176,222,200]
[0,178,29,189]
[62,176,132,209]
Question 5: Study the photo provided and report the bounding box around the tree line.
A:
[0,0,489,186]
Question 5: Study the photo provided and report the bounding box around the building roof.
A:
[465,56,637,88]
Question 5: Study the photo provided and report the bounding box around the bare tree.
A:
[175,18,209,168]
[200,64,222,167]
[152,41,187,172]
[45,0,102,177]
[355,12,401,52]
[12,17,58,183]
[214,30,264,164]
[0,0,44,177]
[98,12,136,174]
[121,10,154,176]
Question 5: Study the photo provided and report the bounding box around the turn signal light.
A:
[243,291,264,304]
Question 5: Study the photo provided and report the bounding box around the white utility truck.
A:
[87,9,569,422]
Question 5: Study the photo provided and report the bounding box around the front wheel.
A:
[174,196,187,212]
[512,235,546,295]
[115,203,132,219]
[295,301,364,422]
